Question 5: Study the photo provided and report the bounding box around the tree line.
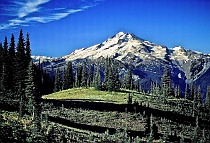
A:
[0,29,54,135]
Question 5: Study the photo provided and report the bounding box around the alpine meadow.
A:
[1,0,210,142]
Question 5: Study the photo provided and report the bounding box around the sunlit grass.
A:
[42,87,142,104]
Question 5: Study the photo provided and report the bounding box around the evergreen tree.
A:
[25,33,31,64]
[8,34,16,93]
[112,61,120,91]
[54,68,61,92]
[0,43,2,94]
[192,116,201,142]
[175,84,181,98]
[1,37,10,91]
[15,29,26,94]
[81,61,88,87]
[190,84,196,101]
[63,61,73,90]
[104,57,110,90]
[87,64,94,87]
[185,83,189,99]
[193,85,202,116]
[106,58,114,91]
[94,64,101,90]
[41,69,54,94]
[148,114,154,142]
[75,66,82,87]
[154,81,160,96]
[25,60,37,116]
[205,86,210,111]
[125,66,134,90]
[162,65,174,97]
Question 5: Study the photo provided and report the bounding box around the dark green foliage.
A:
[0,43,2,76]
[205,86,210,111]
[192,116,201,142]
[47,124,61,143]
[104,57,113,91]
[33,96,42,133]
[32,132,47,143]
[106,59,113,91]
[124,66,134,90]
[175,84,181,98]
[103,58,121,91]
[1,37,10,92]
[185,83,189,99]
[81,61,88,87]
[63,61,74,90]
[148,114,154,142]
[192,85,202,116]
[145,115,150,136]
[15,29,26,93]
[94,64,102,90]
[54,68,62,92]
[112,61,121,91]
[25,60,37,116]
[18,88,23,118]
[25,33,31,64]
[190,84,196,100]
[162,65,174,97]
[8,34,16,93]
[75,66,82,87]
[104,57,110,88]
[87,64,94,87]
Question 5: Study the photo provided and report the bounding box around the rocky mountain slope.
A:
[32,32,210,94]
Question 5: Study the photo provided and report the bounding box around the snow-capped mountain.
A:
[32,32,210,94]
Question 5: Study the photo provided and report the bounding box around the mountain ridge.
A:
[32,32,210,94]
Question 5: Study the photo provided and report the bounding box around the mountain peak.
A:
[112,32,143,42]
[172,46,186,52]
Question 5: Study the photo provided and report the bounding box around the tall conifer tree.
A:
[54,68,61,92]
[87,64,93,87]
[63,62,74,90]
[81,61,88,87]
[112,61,120,91]
[104,57,110,90]
[16,29,26,93]
[205,86,210,112]
[8,34,16,92]
[75,66,82,88]
[162,65,174,97]
[94,64,101,90]
[25,33,31,64]
[0,43,3,93]
[125,66,134,90]
[2,37,9,91]
[25,60,37,116]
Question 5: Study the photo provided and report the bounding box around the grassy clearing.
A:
[42,87,140,104]
[42,87,193,116]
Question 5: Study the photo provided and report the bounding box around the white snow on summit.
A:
[170,46,189,61]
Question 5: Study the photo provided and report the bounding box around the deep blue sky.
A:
[0,0,210,57]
